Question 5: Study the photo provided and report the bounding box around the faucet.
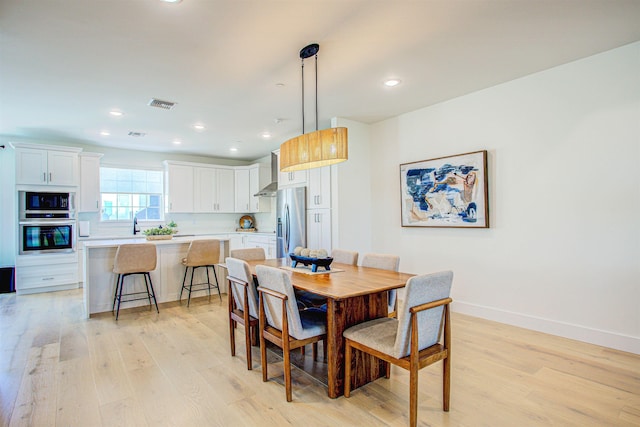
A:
[133,216,140,235]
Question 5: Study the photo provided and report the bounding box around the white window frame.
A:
[99,166,164,223]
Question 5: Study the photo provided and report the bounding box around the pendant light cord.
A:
[315,53,318,131]
[301,57,305,135]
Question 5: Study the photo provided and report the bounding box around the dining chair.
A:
[179,239,221,306]
[112,243,159,320]
[226,257,260,370]
[330,248,358,265]
[230,247,266,261]
[361,253,400,317]
[343,270,453,427]
[255,265,327,402]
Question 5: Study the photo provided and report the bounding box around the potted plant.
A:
[144,222,178,240]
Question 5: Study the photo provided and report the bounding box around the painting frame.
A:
[400,150,489,228]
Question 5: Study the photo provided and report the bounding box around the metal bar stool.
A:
[180,239,221,306]
[112,243,159,320]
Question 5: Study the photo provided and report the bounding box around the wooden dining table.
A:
[245,258,415,398]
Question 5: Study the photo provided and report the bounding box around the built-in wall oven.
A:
[18,191,76,255]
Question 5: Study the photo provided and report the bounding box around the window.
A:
[100,167,164,221]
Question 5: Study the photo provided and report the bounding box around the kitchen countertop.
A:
[82,235,230,248]
[78,231,275,242]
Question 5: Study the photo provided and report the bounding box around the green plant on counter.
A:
[144,222,178,236]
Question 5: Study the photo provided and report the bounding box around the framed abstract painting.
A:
[400,150,489,228]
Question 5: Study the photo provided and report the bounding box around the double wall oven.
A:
[18,191,76,255]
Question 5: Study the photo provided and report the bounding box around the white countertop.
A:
[79,231,275,242]
[82,235,230,249]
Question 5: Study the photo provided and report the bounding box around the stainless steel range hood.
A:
[254,153,278,197]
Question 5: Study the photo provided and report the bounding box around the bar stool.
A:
[180,239,221,306]
[112,243,159,320]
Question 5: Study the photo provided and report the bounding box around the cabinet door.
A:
[166,164,194,212]
[234,168,250,213]
[79,155,101,212]
[307,209,331,251]
[307,166,331,209]
[215,168,235,213]
[15,148,48,185]
[194,167,216,213]
[47,151,78,186]
[277,152,307,188]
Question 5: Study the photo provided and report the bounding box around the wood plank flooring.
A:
[1,289,638,426]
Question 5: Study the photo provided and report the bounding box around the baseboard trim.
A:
[452,300,639,355]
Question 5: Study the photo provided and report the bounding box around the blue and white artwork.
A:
[400,150,489,228]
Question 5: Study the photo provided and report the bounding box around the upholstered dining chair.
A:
[360,253,400,317]
[112,243,159,320]
[343,270,453,427]
[330,249,359,266]
[179,239,221,306]
[230,247,266,261]
[226,257,260,370]
[255,265,327,402]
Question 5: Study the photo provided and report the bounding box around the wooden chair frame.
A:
[344,297,452,427]
[227,275,259,370]
[258,287,326,402]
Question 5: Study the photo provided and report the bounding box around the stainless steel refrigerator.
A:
[276,187,306,258]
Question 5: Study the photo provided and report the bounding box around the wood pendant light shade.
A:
[280,127,348,172]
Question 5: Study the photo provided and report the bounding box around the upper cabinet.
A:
[78,153,103,212]
[307,166,331,209]
[14,144,80,187]
[235,164,271,213]
[166,161,235,214]
[165,162,194,213]
[275,150,307,188]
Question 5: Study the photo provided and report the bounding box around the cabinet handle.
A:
[96,200,99,209]
[49,172,52,182]
[42,277,55,281]
[170,202,173,210]
[43,172,46,182]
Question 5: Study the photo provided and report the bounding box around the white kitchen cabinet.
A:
[234,168,251,212]
[193,166,216,212]
[215,168,235,213]
[165,163,194,213]
[79,153,103,212]
[275,150,307,188]
[230,233,276,258]
[307,209,331,251]
[14,145,80,187]
[307,166,331,209]
[235,164,271,213]
[15,252,79,294]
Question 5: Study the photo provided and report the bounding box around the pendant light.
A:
[280,44,348,172]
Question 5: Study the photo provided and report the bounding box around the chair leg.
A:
[344,340,352,398]
[312,342,318,361]
[229,318,236,356]
[112,273,121,313]
[115,274,125,321]
[179,266,188,302]
[146,273,159,314]
[143,272,152,308]
[187,266,195,307]
[283,338,292,402]
[443,355,450,411]
[212,265,221,301]
[244,323,252,370]
[386,361,391,379]
[205,266,211,299]
[409,364,418,427]
[260,327,268,383]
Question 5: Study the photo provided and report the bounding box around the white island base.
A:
[82,237,229,319]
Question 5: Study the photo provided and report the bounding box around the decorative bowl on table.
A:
[289,253,334,272]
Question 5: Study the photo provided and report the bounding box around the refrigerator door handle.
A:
[284,204,290,255]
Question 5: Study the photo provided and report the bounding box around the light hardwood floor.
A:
[1,289,638,426]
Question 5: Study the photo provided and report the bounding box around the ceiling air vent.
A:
[148,98,176,110]
[128,131,146,137]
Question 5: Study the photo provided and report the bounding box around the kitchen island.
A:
[82,236,229,318]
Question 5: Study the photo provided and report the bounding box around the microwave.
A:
[19,191,75,220]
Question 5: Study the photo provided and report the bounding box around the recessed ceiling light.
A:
[384,79,401,87]
[229,147,238,152]
[275,83,285,88]
[261,132,272,139]
[173,140,182,145]
[100,131,110,136]
[161,0,182,3]
[193,124,205,131]
[109,110,123,116]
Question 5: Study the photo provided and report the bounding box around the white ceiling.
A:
[1,0,639,161]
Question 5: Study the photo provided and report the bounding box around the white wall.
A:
[330,117,373,256]
[0,146,16,267]
[367,42,640,354]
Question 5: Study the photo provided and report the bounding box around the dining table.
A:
[245,258,415,398]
